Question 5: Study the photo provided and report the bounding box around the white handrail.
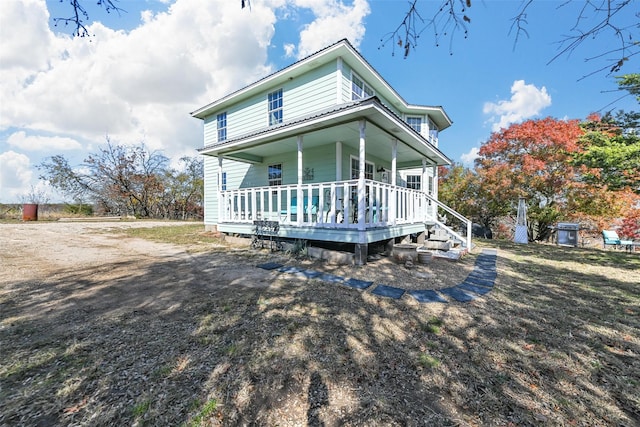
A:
[219,180,472,249]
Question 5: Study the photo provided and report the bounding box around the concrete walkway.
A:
[258,248,497,303]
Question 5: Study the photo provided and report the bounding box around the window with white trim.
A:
[350,157,374,180]
[268,89,283,125]
[217,112,227,142]
[221,171,227,191]
[428,117,438,141]
[406,117,422,134]
[406,175,421,190]
[351,73,374,100]
[268,164,282,186]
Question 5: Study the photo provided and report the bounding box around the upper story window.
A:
[268,89,283,126]
[351,73,374,100]
[406,175,421,190]
[268,163,282,186]
[406,117,422,134]
[217,112,227,142]
[428,118,439,141]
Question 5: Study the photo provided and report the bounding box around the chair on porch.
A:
[602,230,633,250]
[281,196,319,221]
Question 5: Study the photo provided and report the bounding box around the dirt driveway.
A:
[1,221,468,426]
[1,221,298,426]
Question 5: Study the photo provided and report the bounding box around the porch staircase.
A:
[422,194,473,259]
[423,223,471,260]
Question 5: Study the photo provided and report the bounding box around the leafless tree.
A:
[380,0,638,78]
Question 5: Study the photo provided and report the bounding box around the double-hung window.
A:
[428,118,439,142]
[351,73,374,100]
[268,89,283,126]
[406,117,422,134]
[406,175,421,190]
[221,172,227,191]
[350,157,374,180]
[268,164,282,186]
[217,112,227,142]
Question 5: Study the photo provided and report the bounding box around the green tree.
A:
[438,163,509,230]
[575,112,640,193]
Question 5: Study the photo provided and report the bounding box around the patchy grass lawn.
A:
[1,225,638,426]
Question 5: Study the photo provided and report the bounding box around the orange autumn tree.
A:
[475,117,603,241]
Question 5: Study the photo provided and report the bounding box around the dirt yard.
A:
[1,221,638,426]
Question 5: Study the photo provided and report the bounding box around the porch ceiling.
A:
[201,99,451,167]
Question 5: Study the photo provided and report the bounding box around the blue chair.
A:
[602,230,632,250]
[282,196,319,220]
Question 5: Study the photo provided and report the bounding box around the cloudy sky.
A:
[1,0,637,202]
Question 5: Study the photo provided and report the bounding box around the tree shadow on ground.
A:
[1,242,638,426]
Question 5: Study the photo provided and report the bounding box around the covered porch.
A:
[217,178,471,254]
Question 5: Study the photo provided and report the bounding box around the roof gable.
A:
[190,39,451,131]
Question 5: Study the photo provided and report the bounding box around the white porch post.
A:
[297,135,303,226]
[390,139,397,225]
[217,156,223,223]
[422,158,427,221]
[357,120,366,230]
[336,141,343,211]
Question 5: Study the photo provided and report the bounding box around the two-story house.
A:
[191,39,471,264]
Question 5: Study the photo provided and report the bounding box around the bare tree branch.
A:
[53,0,125,37]
[383,0,638,77]
[379,0,470,58]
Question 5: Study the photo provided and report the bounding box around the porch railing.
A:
[219,180,471,248]
[220,180,432,227]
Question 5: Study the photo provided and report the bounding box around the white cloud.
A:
[0,0,373,201]
[290,0,371,58]
[483,80,552,131]
[7,131,82,151]
[0,151,33,202]
[0,0,53,70]
[1,0,278,149]
[283,43,296,58]
[460,147,479,166]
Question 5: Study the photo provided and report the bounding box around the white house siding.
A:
[203,115,217,147]
[202,63,337,147]
[203,156,218,225]
[203,156,252,225]
[285,62,338,121]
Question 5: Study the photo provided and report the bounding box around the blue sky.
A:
[1,0,638,202]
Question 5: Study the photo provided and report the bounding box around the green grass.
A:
[116,223,226,250]
[418,353,440,368]
[184,399,218,427]
[422,316,444,334]
[132,399,151,418]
